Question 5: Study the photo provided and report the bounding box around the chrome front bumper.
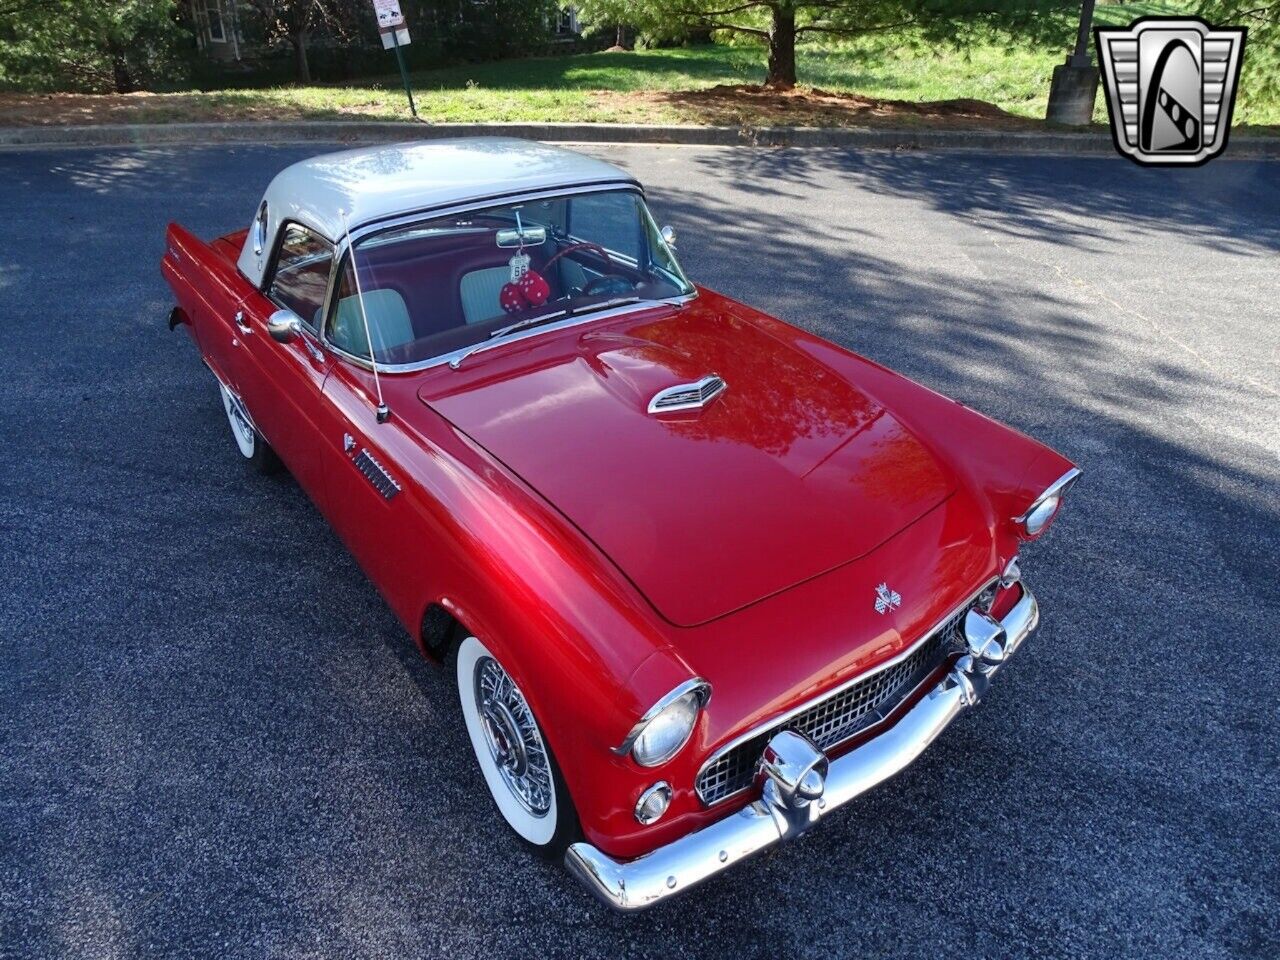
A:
[565,588,1040,911]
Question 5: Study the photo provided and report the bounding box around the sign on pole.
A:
[369,0,417,119]
[372,0,404,29]
[373,0,409,48]
[380,27,411,49]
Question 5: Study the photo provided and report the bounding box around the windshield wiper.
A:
[489,308,570,342]
[570,296,642,317]
[448,298,656,371]
[448,309,568,370]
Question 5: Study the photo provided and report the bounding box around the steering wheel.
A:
[542,241,613,271]
[540,242,627,297]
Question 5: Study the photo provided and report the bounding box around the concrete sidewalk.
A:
[5,119,1279,157]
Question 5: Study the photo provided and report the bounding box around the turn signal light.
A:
[635,782,672,825]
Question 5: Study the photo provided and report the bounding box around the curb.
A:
[2,120,1279,157]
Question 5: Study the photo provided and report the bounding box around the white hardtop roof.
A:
[238,137,638,287]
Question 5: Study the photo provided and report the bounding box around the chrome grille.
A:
[695,602,975,806]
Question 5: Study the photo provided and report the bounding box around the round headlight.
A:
[1017,468,1081,538]
[632,691,700,767]
[1023,494,1061,536]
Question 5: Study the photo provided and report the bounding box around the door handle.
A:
[234,310,252,334]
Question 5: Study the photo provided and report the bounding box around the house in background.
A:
[554,6,581,40]
[189,0,246,62]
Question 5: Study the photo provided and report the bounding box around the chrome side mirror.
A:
[660,225,677,247]
[266,308,303,343]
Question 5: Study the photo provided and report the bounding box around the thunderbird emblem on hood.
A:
[874,583,902,615]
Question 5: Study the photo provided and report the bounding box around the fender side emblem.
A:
[353,449,401,501]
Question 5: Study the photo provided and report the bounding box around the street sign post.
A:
[371,0,417,119]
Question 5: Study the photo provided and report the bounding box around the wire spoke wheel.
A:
[474,656,553,817]
[456,636,572,850]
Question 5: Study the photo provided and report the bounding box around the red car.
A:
[163,138,1080,910]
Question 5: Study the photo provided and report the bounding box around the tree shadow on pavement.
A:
[673,147,1280,256]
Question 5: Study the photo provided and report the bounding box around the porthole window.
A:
[252,200,268,256]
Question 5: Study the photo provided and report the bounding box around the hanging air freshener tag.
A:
[509,253,531,283]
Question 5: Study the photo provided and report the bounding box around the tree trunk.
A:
[292,28,311,84]
[108,41,136,93]
[765,3,797,89]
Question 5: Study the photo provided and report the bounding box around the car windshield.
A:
[326,188,693,366]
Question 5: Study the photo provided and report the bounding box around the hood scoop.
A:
[648,375,727,415]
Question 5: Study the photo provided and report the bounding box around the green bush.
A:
[0,0,189,93]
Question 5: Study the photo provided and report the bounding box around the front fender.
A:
[377,406,697,850]
[737,304,1078,536]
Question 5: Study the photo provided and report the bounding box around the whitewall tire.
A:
[220,383,256,458]
[218,382,279,474]
[456,635,577,853]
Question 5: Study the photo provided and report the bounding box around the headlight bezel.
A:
[615,678,711,768]
[1015,467,1081,538]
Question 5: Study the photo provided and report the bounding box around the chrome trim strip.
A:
[613,678,712,758]
[566,587,1040,912]
[694,576,998,806]
[1014,467,1083,523]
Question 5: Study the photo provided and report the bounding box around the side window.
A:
[325,255,417,362]
[568,192,643,263]
[267,224,334,329]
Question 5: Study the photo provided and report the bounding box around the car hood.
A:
[419,301,956,626]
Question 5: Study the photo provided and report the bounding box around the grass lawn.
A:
[2,2,1275,131]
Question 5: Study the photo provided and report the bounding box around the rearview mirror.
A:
[267,308,303,343]
[660,225,677,248]
[496,225,547,248]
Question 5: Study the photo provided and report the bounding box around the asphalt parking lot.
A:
[1,141,1277,959]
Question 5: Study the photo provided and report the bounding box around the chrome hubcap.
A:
[230,404,253,445]
[482,699,529,778]
[474,656,552,817]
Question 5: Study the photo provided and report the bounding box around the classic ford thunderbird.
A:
[162,138,1079,910]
